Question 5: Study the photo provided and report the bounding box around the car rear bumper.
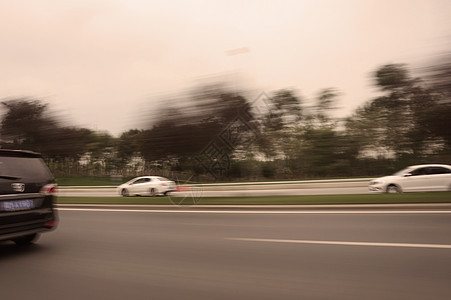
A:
[0,207,57,241]
[0,227,53,241]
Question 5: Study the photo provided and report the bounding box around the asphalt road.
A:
[1,207,451,299]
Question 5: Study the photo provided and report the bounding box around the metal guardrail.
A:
[58,178,373,190]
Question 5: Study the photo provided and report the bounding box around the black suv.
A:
[0,149,57,245]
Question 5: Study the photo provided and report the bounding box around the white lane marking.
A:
[227,238,451,249]
[56,208,451,214]
[56,203,451,208]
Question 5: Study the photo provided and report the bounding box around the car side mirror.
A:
[403,173,412,177]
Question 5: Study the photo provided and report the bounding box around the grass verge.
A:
[57,192,451,205]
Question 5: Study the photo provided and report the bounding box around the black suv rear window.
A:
[0,156,53,180]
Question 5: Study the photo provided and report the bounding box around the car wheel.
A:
[121,189,129,197]
[150,188,157,197]
[13,233,39,246]
[386,184,401,193]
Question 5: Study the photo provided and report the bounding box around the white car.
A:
[117,176,176,197]
[369,164,451,193]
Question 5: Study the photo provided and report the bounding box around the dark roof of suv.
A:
[0,149,42,158]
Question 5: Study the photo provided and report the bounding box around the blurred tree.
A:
[375,64,409,91]
[0,98,120,175]
[139,84,254,175]
[265,89,302,131]
[296,127,349,177]
[421,104,451,149]
[85,131,116,173]
[344,102,387,157]
[286,88,342,177]
[374,64,444,159]
[256,88,346,177]
[117,129,143,163]
[344,64,445,166]
[257,89,303,159]
[0,98,59,153]
[424,52,451,148]
[428,52,451,97]
[315,88,339,124]
[44,127,93,160]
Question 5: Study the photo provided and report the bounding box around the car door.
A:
[426,167,451,191]
[401,167,429,192]
[130,178,150,194]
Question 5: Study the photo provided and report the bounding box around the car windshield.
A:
[0,156,53,180]
[393,167,414,176]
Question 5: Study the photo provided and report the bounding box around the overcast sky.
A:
[1,0,450,136]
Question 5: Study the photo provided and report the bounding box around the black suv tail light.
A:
[44,220,57,228]
[40,183,57,196]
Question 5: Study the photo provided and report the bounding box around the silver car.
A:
[118,176,176,197]
[369,164,451,193]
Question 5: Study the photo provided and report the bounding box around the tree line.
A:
[1,61,450,180]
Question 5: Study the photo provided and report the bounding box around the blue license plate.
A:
[1,200,34,211]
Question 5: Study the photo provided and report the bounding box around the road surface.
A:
[1,205,451,299]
